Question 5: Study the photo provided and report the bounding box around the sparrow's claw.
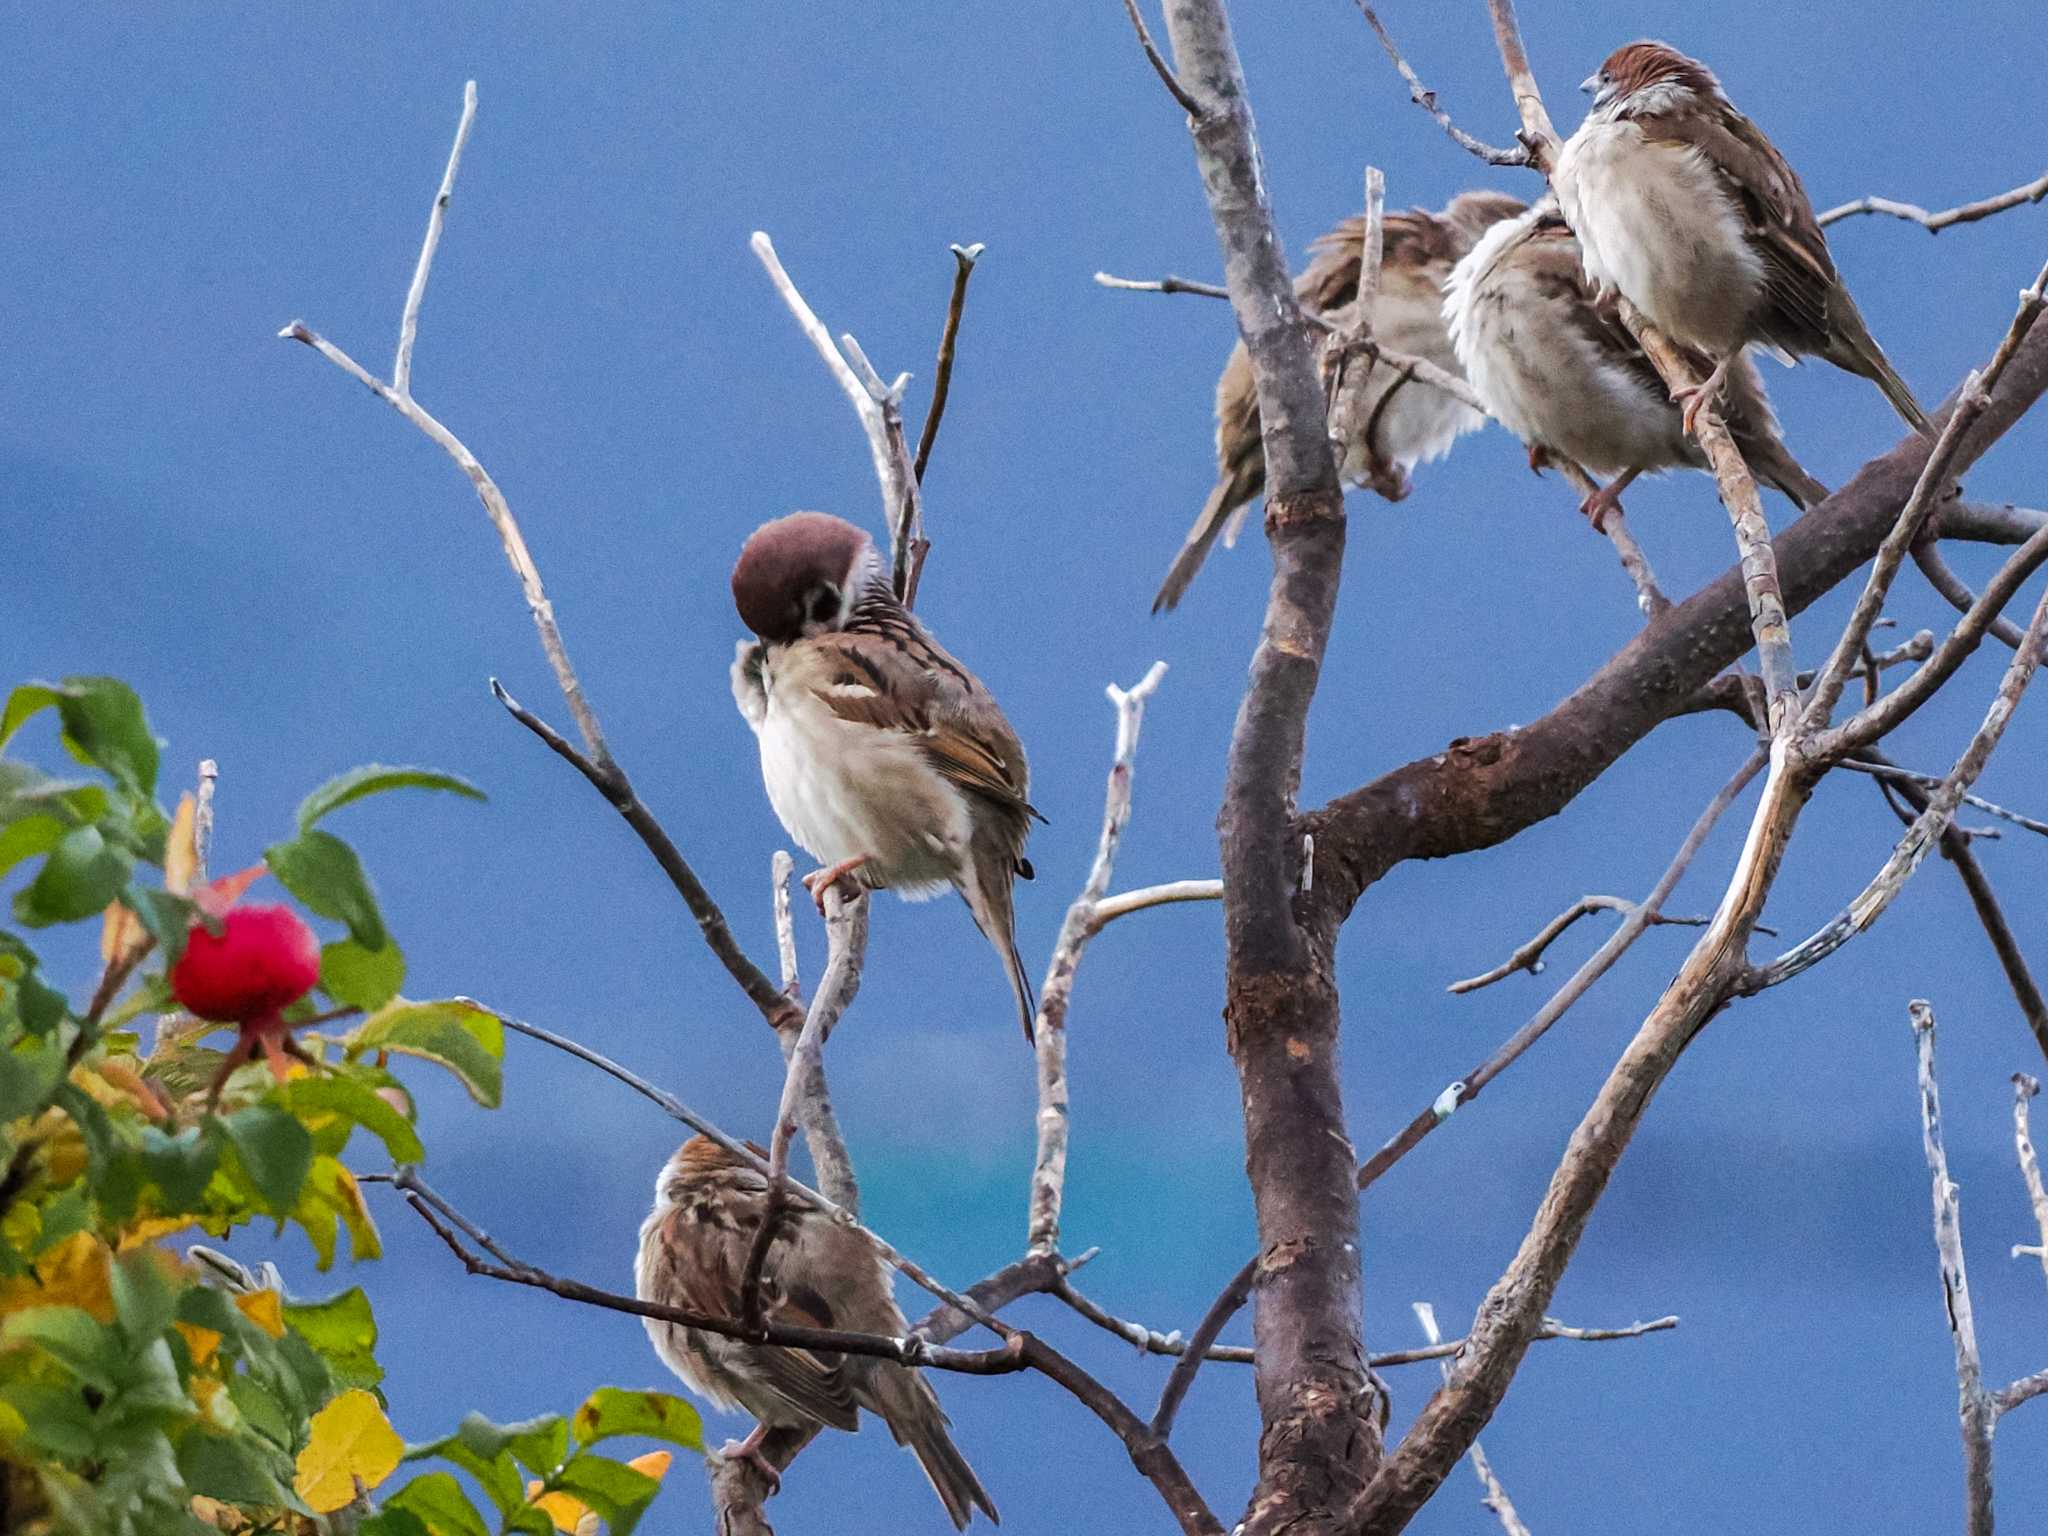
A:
[1576,467,1640,534]
[1527,443,1554,477]
[719,1431,782,1492]
[1672,357,1733,437]
[801,855,872,916]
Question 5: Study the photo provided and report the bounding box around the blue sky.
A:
[5,2,2047,1530]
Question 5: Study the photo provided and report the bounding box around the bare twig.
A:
[1863,753,2048,1065]
[2014,1075,2048,1291]
[911,242,983,485]
[1752,579,2048,991]
[749,232,924,582]
[1914,537,2042,658]
[1357,747,1767,1189]
[393,80,477,397]
[490,680,795,1030]
[740,888,868,1330]
[193,759,218,882]
[1120,0,1205,118]
[1837,759,2048,838]
[1484,0,1560,169]
[1094,270,1232,299]
[1353,4,1528,166]
[770,851,800,997]
[1555,461,1671,618]
[1910,1002,1996,1535]
[1030,661,1169,1256]
[1413,1303,1532,1536]
[1090,879,1223,929]
[1817,170,2048,232]
[1447,895,1726,995]
[1151,1255,1256,1439]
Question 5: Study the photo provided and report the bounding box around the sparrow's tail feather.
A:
[1154,468,1257,614]
[958,853,1038,1043]
[1825,304,1932,436]
[877,1379,998,1529]
[1741,435,1831,510]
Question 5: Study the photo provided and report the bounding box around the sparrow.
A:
[1553,41,1930,437]
[636,1136,998,1529]
[731,511,1041,1041]
[1155,189,1526,612]
[1444,199,1828,525]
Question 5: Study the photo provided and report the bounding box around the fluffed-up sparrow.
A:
[731,511,1040,1041]
[1553,40,1930,436]
[636,1136,998,1528]
[1445,199,1827,525]
[1154,189,1526,612]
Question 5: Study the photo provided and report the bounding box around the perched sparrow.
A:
[1554,41,1930,436]
[1445,200,1827,525]
[636,1136,997,1528]
[1154,190,1526,612]
[731,511,1040,1041]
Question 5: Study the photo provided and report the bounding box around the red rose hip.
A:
[171,902,324,1105]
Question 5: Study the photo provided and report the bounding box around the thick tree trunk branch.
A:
[1156,1,1369,1526]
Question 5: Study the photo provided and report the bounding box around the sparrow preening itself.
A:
[636,1136,997,1529]
[1553,41,1930,437]
[1445,200,1828,525]
[1154,189,1526,612]
[731,511,1041,1041]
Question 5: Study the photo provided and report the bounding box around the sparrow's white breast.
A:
[1341,274,1487,480]
[1446,216,1694,479]
[751,647,965,899]
[1554,119,1762,358]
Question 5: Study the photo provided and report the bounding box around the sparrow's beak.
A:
[1579,72,1601,96]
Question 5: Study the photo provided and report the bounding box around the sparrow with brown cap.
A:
[731,511,1040,1040]
[1553,40,1929,437]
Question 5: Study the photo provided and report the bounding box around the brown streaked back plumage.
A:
[1154,190,1525,612]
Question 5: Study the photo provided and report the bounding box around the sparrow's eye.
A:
[804,582,841,625]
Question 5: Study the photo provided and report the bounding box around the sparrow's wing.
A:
[809,628,1038,840]
[662,1198,861,1432]
[1635,107,1836,346]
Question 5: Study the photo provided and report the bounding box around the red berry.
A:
[170,903,322,1024]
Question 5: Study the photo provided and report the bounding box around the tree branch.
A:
[2012,1074,2048,1292]
[1446,895,1720,995]
[1412,1304,1531,1536]
[1909,1002,1996,1536]
[1352,5,1529,166]
[1159,0,1370,1522]
[1817,170,2048,232]
[1030,661,1170,1256]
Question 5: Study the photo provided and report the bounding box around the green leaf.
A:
[319,937,405,1012]
[265,829,387,950]
[2,1306,123,1392]
[361,1513,431,1536]
[350,999,502,1108]
[119,886,194,967]
[2,679,161,797]
[0,814,65,880]
[110,1250,177,1346]
[283,1286,382,1392]
[0,762,104,877]
[283,1075,424,1163]
[0,1034,66,1122]
[3,1380,97,1459]
[297,764,485,832]
[136,1124,218,1210]
[215,1102,314,1213]
[385,1470,492,1536]
[571,1387,705,1454]
[177,1426,291,1505]
[548,1452,662,1535]
[12,825,133,926]
[504,1414,570,1478]
[13,968,70,1035]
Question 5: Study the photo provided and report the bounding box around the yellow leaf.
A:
[165,793,198,896]
[99,897,148,967]
[0,1233,114,1321]
[119,1216,202,1250]
[176,1320,223,1369]
[234,1288,285,1339]
[96,1059,169,1122]
[292,1387,403,1513]
[628,1450,673,1482]
[0,1397,26,1443]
